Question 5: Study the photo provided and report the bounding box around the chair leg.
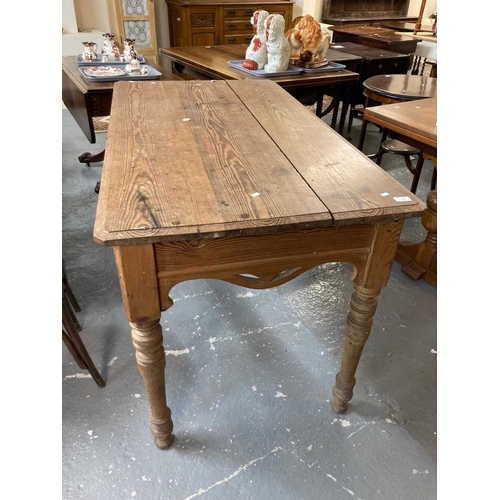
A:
[409,153,425,193]
[62,264,81,312]
[62,297,106,388]
[431,167,437,190]
[62,329,87,370]
[347,105,355,133]
[375,130,388,165]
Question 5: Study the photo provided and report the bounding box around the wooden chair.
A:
[367,138,435,194]
[62,263,106,388]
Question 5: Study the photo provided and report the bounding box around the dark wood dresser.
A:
[322,0,417,26]
[166,0,294,47]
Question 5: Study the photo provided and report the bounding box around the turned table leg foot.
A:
[332,286,380,414]
[130,317,174,449]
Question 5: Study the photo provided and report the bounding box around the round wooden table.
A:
[358,74,437,150]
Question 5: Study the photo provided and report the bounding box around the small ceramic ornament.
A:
[242,10,269,70]
[101,33,120,61]
[123,38,138,62]
[264,14,290,73]
[82,41,98,61]
[125,57,141,74]
[286,14,330,68]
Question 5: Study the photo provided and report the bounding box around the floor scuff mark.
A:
[165,348,190,356]
[183,447,281,500]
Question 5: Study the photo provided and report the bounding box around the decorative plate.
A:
[83,66,127,78]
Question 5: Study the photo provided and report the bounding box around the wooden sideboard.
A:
[166,0,294,47]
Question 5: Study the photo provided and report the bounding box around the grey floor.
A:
[62,101,437,500]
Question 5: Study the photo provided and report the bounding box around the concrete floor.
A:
[62,103,437,500]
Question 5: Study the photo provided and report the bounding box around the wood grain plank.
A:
[226,79,425,225]
[97,80,331,244]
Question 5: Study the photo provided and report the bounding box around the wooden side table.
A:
[361,98,437,287]
[357,74,437,151]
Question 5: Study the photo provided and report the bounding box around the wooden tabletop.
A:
[328,41,410,61]
[358,33,421,44]
[381,22,435,33]
[363,74,437,101]
[328,26,396,35]
[363,97,437,151]
[325,47,363,64]
[94,79,424,246]
[159,45,359,91]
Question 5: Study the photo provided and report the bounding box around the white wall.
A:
[407,0,437,20]
[73,0,110,33]
[62,0,78,33]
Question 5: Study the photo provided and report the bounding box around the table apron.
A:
[152,225,381,311]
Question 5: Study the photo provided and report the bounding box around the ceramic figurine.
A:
[286,14,330,67]
[242,10,269,70]
[123,38,138,62]
[264,14,290,73]
[82,41,98,61]
[101,33,120,61]
[125,57,141,74]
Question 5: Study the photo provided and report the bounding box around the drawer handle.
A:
[245,36,253,42]
[393,62,398,67]
[228,37,236,43]
[246,9,253,15]
[228,23,236,29]
[228,9,236,15]
[246,22,253,28]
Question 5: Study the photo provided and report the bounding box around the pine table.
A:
[94,79,426,449]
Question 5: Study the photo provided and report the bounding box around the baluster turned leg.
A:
[131,318,174,449]
[332,219,404,414]
[114,244,174,449]
[332,286,380,413]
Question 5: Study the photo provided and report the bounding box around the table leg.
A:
[114,244,175,449]
[332,286,381,413]
[332,219,404,413]
[357,119,369,152]
[395,189,437,287]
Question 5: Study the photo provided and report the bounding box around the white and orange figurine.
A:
[242,10,269,70]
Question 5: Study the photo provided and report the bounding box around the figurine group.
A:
[81,33,141,67]
[243,12,330,72]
